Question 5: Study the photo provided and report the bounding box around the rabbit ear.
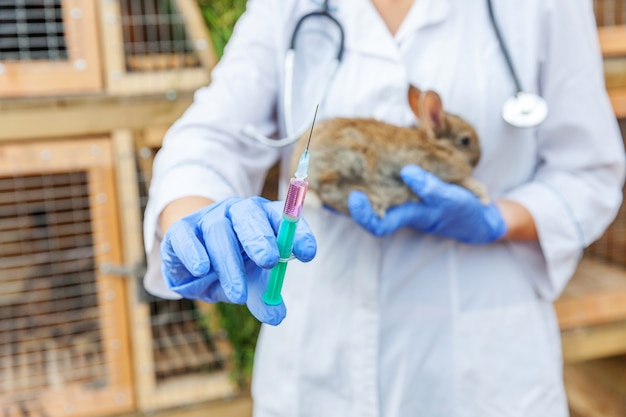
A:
[408,86,445,137]
[420,91,445,137]
[407,85,423,119]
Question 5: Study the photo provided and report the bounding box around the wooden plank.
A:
[98,0,128,92]
[112,130,158,411]
[0,96,192,141]
[0,138,113,175]
[127,54,200,72]
[555,257,626,330]
[599,25,626,118]
[35,383,135,417]
[564,356,626,417]
[604,57,626,89]
[142,125,170,149]
[86,138,136,413]
[599,26,626,58]
[561,320,626,363]
[608,87,626,118]
[106,69,210,97]
[153,396,252,417]
[145,373,236,412]
[109,395,252,417]
[134,125,169,189]
[571,356,626,398]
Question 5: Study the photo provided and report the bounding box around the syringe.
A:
[262,106,318,306]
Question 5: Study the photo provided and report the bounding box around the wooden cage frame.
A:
[98,0,217,96]
[594,0,626,117]
[0,137,134,417]
[112,129,237,412]
[555,257,626,363]
[0,0,103,98]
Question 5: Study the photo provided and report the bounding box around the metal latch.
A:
[99,261,155,303]
[99,261,146,279]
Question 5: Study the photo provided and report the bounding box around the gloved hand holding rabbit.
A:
[291,85,507,243]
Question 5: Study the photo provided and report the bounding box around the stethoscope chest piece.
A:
[502,92,548,128]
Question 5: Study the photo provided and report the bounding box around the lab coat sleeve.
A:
[503,0,626,300]
[143,0,287,298]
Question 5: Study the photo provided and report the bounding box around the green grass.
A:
[198,0,247,58]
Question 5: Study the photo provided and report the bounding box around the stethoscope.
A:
[242,0,344,147]
[243,0,547,148]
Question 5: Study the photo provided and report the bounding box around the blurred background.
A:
[0,1,624,417]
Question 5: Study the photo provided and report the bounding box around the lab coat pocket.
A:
[455,302,568,417]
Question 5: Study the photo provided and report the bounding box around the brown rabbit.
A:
[290,85,489,217]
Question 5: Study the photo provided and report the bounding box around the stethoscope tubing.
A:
[243,0,547,147]
[284,6,344,137]
[486,0,522,95]
[243,0,345,147]
[289,9,345,61]
[243,57,340,148]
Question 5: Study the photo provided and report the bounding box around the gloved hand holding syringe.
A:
[262,106,318,306]
[159,108,318,325]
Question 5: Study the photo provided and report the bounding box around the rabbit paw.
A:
[461,178,491,205]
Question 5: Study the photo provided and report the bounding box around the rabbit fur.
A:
[290,85,489,218]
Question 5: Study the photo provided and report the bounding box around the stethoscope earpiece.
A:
[502,92,548,128]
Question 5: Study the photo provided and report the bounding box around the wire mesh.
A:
[0,172,106,400]
[149,299,227,381]
[0,139,133,417]
[0,0,68,62]
[119,0,201,72]
[0,135,232,415]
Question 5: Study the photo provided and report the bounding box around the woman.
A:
[143,0,626,415]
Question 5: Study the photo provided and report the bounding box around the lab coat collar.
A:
[338,0,452,60]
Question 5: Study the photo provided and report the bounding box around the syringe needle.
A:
[293,104,319,180]
[305,104,319,153]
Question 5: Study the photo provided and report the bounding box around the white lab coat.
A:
[143,0,626,416]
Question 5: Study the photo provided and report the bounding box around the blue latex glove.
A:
[160,196,317,325]
[348,165,507,243]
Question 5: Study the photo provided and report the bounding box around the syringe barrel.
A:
[263,215,298,306]
[284,178,308,218]
[262,177,309,306]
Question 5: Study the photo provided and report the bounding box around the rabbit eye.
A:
[458,136,471,147]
